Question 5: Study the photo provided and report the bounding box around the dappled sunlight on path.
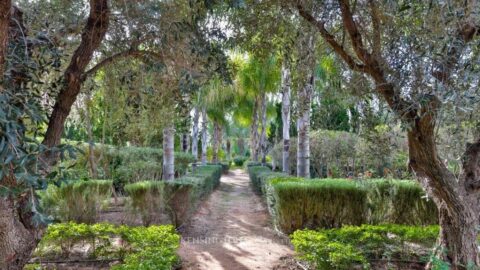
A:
[178,169,298,270]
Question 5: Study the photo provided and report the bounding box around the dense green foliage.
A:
[40,180,113,223]
[34,222,180,270]
[125,181,164,226]
[233,156,248,166]
[124,165,222,226]
[270,129,409,178]
[69,144,195,192]
[291,224,440,270]
[248,166,437,233]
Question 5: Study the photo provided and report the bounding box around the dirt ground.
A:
[178,169,302,270]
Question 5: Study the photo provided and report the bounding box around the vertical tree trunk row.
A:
[212,121,220,163]
[162,126,175,180]
[191,106,200,161]
[201,107,208,165]
[281,64,291,174]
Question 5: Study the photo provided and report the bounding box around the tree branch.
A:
[295,2,366,72]
[83,49,164,78]
[0,0,11,80]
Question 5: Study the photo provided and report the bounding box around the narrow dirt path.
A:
[178,169,298,270]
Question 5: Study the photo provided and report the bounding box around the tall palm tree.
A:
[237,55,280,163]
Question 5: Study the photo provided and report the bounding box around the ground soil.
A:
[178,169,302,270]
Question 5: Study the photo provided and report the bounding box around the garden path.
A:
[178,169,299,270]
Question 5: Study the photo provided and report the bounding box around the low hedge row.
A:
[247,166,438,233]
[33,222,180,270]
[291,224,440,270]
[39,179,114,223]
[125,165,222,226]
[206,162,230,174]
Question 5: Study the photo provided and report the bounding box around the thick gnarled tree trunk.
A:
[163,126,175,181]
[201,107,208,165]
[0,4,43,269]
[281,64,291,174]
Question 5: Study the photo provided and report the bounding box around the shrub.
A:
[114,161,163,192]
[273,179,368,233]
[363,179,438,225]
[123,165,222,227]
[35,222,180,270]
[164,165,222,226]
[207,162,230,174]
[174,152,196,176]
[233,156,248,166]
[40,179,113,223]
[247,166,272,194]
[124,181,164,225]
[291,224,440,270]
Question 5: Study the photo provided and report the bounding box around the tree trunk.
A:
[259,92,268,165]
[182,133,188,152]
[250,96,260,162]
[0,0,10,79]
[226,139,231,160]
[237,137,245,156]
[162,126,175,181]
[0,195,40,270]
[191,106,200,162]
[407,112,480,269]
[84,93,98,178]
[297,74,313,178]
[281,64,291,174]
[42,0,109,163]
[201,107,208,165]
[212,121,220,163]
[0,5,42,269]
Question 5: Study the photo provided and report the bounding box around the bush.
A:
[35,222,180,270]
[247,166,272,194]
[247,167,438,233]
[124,181,164,225]
[269,129,410,178]
[363,179,438,225]
[291,224,440,270]
[123,165,222,227]
[233,156,248,166]
[274,179,368,233]
[114,161,163,192]
[207,162,230,174]
[40,179,113,223]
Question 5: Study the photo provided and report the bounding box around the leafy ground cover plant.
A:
[33,222,180,270]
[290,224,464,270]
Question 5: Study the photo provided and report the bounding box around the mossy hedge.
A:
[125,165,222,226]
[247,165,438,233]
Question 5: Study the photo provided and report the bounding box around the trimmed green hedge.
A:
[291,224,440,270]
[247,166,438,233]
[275,179,367,233]
[207,162,230,174]
[39,179,113,223]
[125,165,222,226]
[233,156,248,166]
[124,181,164,225]
[34,222,180,270]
